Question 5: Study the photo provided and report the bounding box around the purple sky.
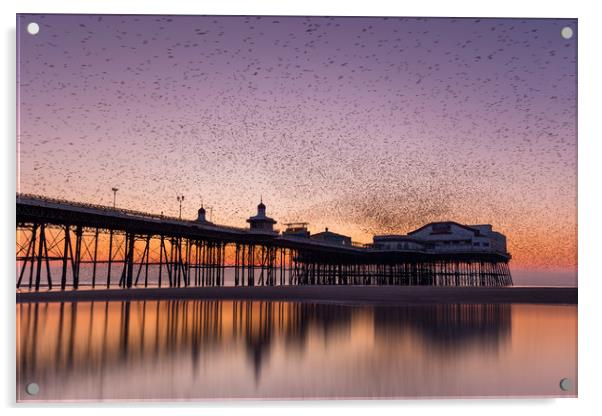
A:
[16,14,577,280]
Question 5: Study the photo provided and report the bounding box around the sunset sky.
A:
[16,15,577,282]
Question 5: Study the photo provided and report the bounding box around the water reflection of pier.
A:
[18,300,511,387]
[373,304,511,350]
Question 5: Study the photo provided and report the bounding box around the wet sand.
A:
[16,285,577,305]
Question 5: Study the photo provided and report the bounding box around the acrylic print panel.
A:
[16,14,577,401]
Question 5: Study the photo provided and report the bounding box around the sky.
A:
[16,14,577,282]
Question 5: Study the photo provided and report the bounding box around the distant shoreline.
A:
[16,286,577,305]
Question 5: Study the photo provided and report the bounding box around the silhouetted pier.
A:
[16,194,513,291]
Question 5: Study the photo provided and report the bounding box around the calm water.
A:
[17,300,577,401]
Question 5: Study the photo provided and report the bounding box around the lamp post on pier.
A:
[111,187,118,208]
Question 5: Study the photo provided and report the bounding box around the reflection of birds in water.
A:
[19,16,576,253]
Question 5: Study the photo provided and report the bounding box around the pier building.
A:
[283,223,310,238]
[310,228,352,246]
[373,222,507,255]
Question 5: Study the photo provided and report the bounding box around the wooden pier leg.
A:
[217,243,222,286]
[144,235,151,287]
[220,244,224,286]
[208,242,213,286]
[43,226,53,289]
[125,233,135,288]
[267,247,273,286]
[269,248,274,286]
[245,245,250,286]
[92,227,99,288]
[241,244,246,286]
[259,246,265,286]
[174,238,180,287]
[267,247,272,286]
[73,225,83,289]
[266,246,271,286]
[234,244,240,286]
[201,241,206,286]
[17,224,35,289]
[33,222,45,290]
[249,245,255,287]
[166,238,172,287]
[199,241,203,286]
[210,243,215,286]
[186,239,192,287]
[158,235,164,287]
[28,223,38,289]
[214,243,219,286]
[481,262,486,286]
[281,248,285,286]
[106,229,113,288]
[163,238,172,287]
[61,225,70,290]
[224,243,228,286]
[172,238,177,287]
[215,243,219,286]
[455,261,459,286]
[288,249,293,285]
[195,242,200,286]
[206,243,211,286]
[498,263,504,286]
[206,241,211,287]
[134,235,149,286]
[119,233,127,287]
[212,242,216,286]
[177,238,183,287]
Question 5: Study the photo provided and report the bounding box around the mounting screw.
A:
[25,382,39,396]
[560,27,573,40]
[27,22,40,35]
[559,378,572,391]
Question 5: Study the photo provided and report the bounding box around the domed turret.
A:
[247,198,276,232]
[257,200,266,216]
[197,206,207,222]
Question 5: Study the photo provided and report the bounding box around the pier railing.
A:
[16,193,249,233]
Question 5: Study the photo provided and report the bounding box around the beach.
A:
[16,285,577,305]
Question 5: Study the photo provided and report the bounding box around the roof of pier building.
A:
[408,221,484,237]
[311,228,352,246]
[373,235,425,243]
